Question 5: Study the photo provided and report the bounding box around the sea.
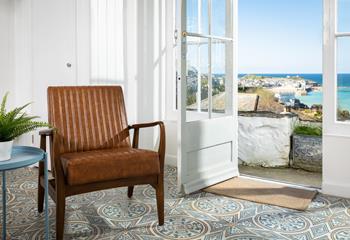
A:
[238,73,350,111]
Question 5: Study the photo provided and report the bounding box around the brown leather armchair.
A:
[37,86,165,239]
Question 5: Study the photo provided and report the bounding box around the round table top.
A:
[0,146,45,171]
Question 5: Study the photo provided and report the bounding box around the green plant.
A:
[0,92,49,142]
[337,108,350,121]
[293,124,322,137]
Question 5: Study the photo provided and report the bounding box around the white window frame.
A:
[323,0,350,137]
[165,0,178,121]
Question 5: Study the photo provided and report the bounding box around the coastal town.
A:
[186,69,350,121]
[239,74,322,107]
[237,74,326,121]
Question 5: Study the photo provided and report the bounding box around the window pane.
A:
[338,0,350,32]
[186,0,198,33]
[187,0,209,35]
[212,39,227,115]
[186,37,209,122]
[201,0,209,35]
[211,0,226,37]
[337,37,350,121]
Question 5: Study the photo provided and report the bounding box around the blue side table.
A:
[0,146,49,239]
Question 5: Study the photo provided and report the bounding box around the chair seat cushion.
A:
[61,148,160,186]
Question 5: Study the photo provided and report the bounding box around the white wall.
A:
[239,114,297,167]
[0,0,15,105]
[31,0,79,126]
[124,0,178,166]
[164,120,177,166]
[136,0,178,166]
[3,0,177,165]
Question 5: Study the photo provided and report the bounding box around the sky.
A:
[238,0,324,74]
[187,0,327,74]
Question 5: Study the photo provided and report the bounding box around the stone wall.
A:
[238,111,298,167]
[292,135,322,172]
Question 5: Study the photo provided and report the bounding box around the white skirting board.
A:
[165,154,177,167]
[322,182,350,199]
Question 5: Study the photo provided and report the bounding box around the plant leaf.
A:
[0,92,9,116]
[0,93,49,141]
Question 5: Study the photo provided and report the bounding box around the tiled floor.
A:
[0,166,350,239]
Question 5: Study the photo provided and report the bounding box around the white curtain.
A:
[90,0,124,84]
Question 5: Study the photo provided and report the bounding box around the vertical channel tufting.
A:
[86,89,96,150]
[109,88,118,146]
[70,89,78,152]
[103,88,112,148]
[47,86,131,163]
[94,89,101,146]
[75,90,83,151]
[99,89,106,147]
[63,90,71,151]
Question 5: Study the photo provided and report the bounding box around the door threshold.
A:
[239,173,321,192]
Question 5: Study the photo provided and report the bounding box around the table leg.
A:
[2,171,6,240]
[44,154,49,240]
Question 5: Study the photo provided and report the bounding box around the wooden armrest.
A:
[38,128,64,188]
[39,128,54,136]
[129,121,166,171]
[38,128,54,152]
[128,121,163,130]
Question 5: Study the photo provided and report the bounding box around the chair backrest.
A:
[48,86,131,157]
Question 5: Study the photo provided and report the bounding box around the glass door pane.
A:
[186,0,209,34]
[211,40,228,117]
[183,0,233,121]
[212,0,226,37]
[201,0,209,35]
[336,37,350,121]
[186,36,209,122]
[186,0,198,33]
[338,0,350,33]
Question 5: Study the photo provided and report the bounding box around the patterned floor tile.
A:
[0,166,350,239]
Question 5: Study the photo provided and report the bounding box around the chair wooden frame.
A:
[37,122,165,240]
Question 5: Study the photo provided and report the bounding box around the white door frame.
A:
[322,0,350,198]
[323,0,350,137]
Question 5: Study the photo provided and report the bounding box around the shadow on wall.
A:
[134,0,170,151]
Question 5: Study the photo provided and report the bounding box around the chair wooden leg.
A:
[37,162,44,213]
[156,176,164,226]
[56,194,66,240]
[127,186,134,198]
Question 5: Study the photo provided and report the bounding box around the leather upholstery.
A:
[48,86,130,153]
[61,147,160,185]
[47,86,160,185]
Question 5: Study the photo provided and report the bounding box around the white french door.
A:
[322,0,350,197]
[177,0,238,193]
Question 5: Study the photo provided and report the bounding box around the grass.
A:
[293,125,322,136]
[240,87,284,113]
